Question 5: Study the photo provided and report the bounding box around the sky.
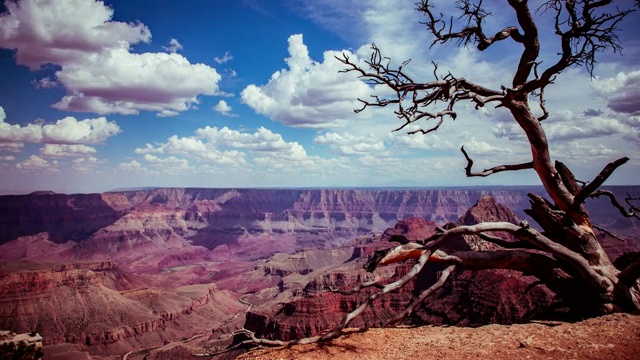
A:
[0,0,639,194]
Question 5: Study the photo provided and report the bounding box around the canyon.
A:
[0,187,638,359]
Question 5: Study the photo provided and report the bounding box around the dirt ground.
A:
[237,313,640,360]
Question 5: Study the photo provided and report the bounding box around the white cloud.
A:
[15,155,59,172]
[241,34,378,128]
[163,38,183,53]
[131,125,351,175]
[464,138,514,156]
[553,141,615,160]
[118,159,146,172]
[52,48,221,115]
[196,126,294,152]
[71,156,105,172]
[0,119,43,143]
[31,77,58,89]
[143,154,193,174]
[212,100,236,117]
[135,132,247,165]
[492,110,630,143]
[0,107,121,146]
[290,0,423,61]
[0,142,25,153]
[389,131,457,151]
[314,132,385,155]
[40,144,97,158]
[0,0,151,69]
[157,110,180,118]
[214,51,234,64]
[0,0,221,116]
[0,155,15,161]
[592,69,640,114]
[41,117,122,144]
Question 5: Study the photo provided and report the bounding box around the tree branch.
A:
[461,146,533,177]
[572,157,629,209]
[618,257,640,287]
[383,264,457,326]
[592,224,625,242]
[478,232,538,249]
[336,45,503,137]
[523,0,635,93]
[417,0,524,50]
[589,190,639,219]
[508,0,540,87]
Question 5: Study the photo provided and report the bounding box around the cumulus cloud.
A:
[118,159,146,172]
[0,119,43,143]
[143,154,193,174]
[156,110,180,118]
[314,132,384,155]
[0,106,120,171]
[135,131,247,165]
[196,126,295,152]
[389,131,457,151]
[51,48,221,115]
[31,77,59,89]
[163,38,183,53]
[553,141,615,160]
[0,0,150,68]
[463,138,514,155]
[131,125,349,175]
[492,110,630,143]
[0,115,121,145]
[42,117,121,144]
[40,144,97,158]
[592,70,640,114]
[214,51,234,64]
[15,155,59,172]
[241,34,378,128]
[70,157,103,172]
[0,142,25,153]
[212,100,236,117]
[0,0,221,116]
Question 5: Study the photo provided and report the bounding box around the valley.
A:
[0,186,638,359]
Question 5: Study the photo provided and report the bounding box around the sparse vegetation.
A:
[0,341,44,360]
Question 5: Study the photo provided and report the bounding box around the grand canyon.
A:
[0,186,638,359]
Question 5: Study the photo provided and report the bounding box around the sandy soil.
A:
[237,313,640,360]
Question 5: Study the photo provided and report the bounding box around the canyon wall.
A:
[0,187,638,357]
[0,260,245,352]
[241,194,637,340]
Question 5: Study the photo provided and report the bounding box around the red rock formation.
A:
[0,261,245,351]
[1,187,636,263]
[0,187,637,356]
[243,196,558,340]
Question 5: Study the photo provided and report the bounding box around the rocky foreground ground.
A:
[238,313,640,360]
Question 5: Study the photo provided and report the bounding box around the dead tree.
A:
[220,0,640,352]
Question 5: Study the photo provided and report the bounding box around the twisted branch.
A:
[572,157,630,209]
[461,146,533,177]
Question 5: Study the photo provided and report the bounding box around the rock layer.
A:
[243,196,558,340]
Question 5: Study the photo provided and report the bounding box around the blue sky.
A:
[0,0,639,194]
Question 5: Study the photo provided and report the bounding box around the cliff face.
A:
[0,193,125,244]
[243,196,557,340]
[0,187,638,356]
[0,262,244,349]
[2,187,636,263]
[0,188,536,259]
